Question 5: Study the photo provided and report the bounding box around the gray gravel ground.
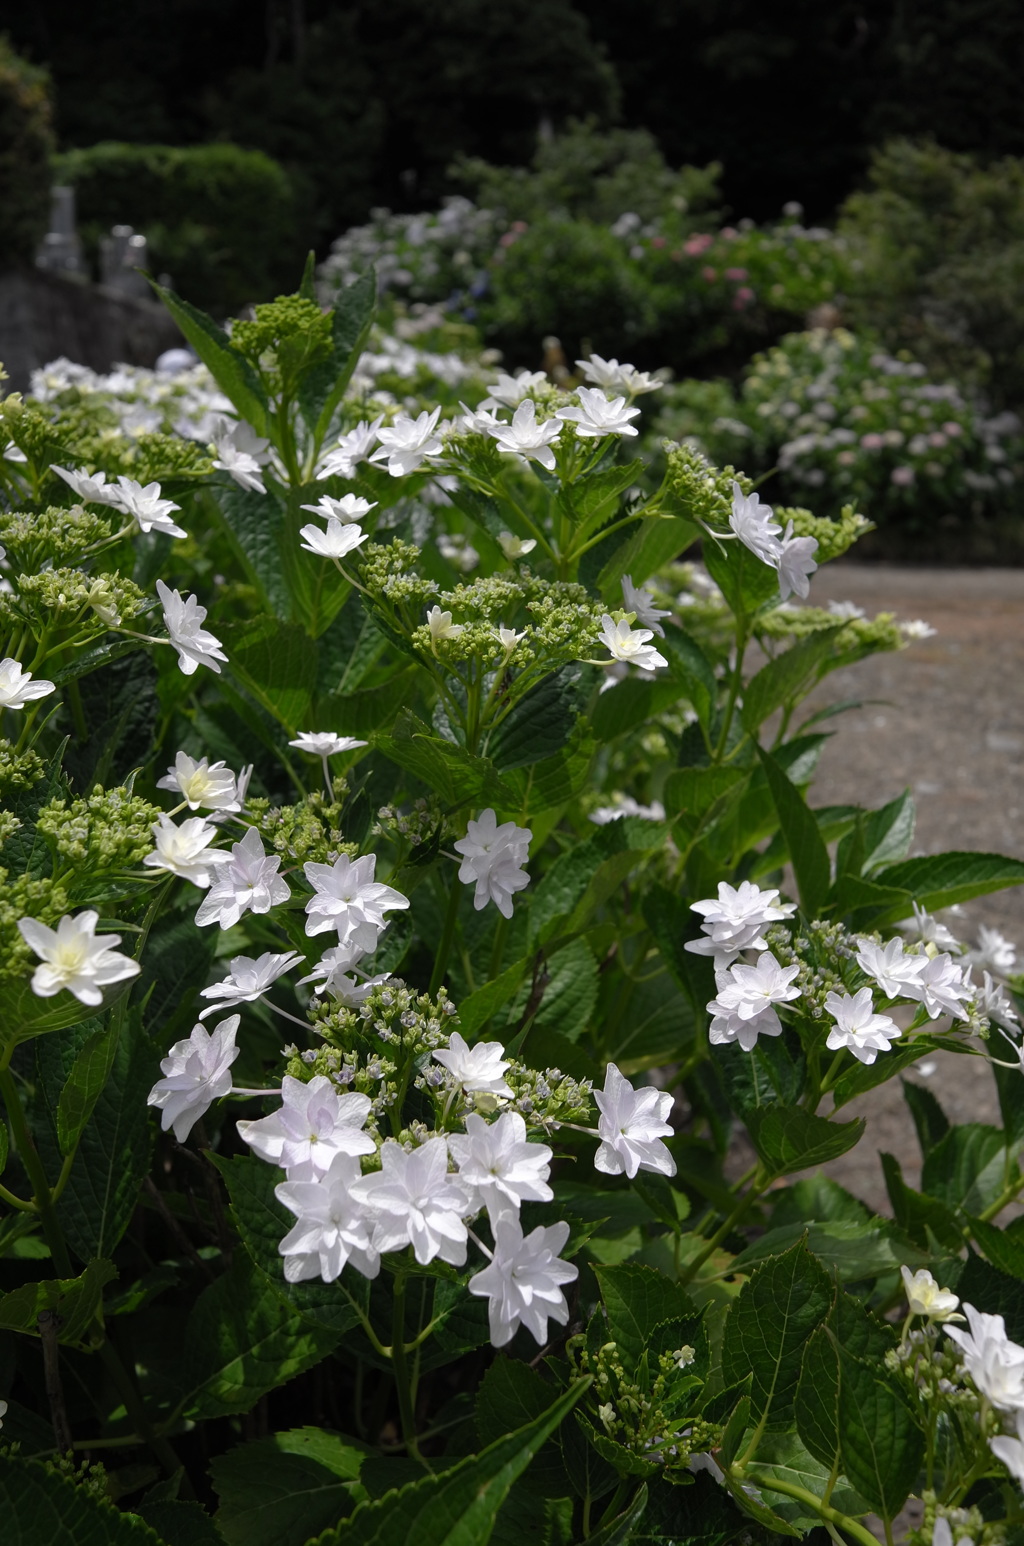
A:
[786,563,1024,1209]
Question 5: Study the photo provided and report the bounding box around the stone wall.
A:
[0,267,182,391]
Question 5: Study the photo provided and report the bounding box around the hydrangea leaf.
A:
[872,850,1024,916]
[56,1015,121,1155]
[151,282,270,436]
[721,1239,832,1428]
[741,626,845,732]
[745,1105,865,1178]
[0,1257,116,1345]
[593,1263,698,1372]
[0,1454,164,1546]
[312,1379,589,1546]
[756,746,830,919]
[210,1427,369,1546]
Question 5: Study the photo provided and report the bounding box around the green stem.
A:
[0,1067,72,1276]
[429,877,462,998]
[979,1170,1024,1223]
[714,619,750,762]
[390,1277,422,1461]
[735,1475,882,1546]
[678,1169,768,1286]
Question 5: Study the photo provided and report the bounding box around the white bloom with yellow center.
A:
[17,911,141,1005]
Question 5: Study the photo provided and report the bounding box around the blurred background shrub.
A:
[0,36,55,266]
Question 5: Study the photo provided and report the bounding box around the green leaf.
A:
[956,1250,1024,1342]
[316,670,417,738]
[529,939,599,1044]
[211,1427,368,1546]
[756,746,830,918]
[457,959,529,1037]
[594,1264,697,1372]
[36,1017,156,1263]
[151,282,269,435]
[182,1254,341,1420]
[748,1433,871,1534]
[0,1115,7,1176]
[830,1035,945,1110]
[721,1240,832,1429]
[730,1218,928,1281]
[136,1500,225,1546]
[475,1359,570,1499]
[376,712,515,807]
[745,1106,865,1178]
[663,767,746,822]
[861,790,916,873]
[968,1217,1024,1279]
[488,665,595,771]
[703,532,779,617]
[311,269,378,446]
[657,623,716,729]
[598,515,699,594]
[56,1018,121,1156]
[901,1078,950,1157]
[580,1485,649,1545]
[590,676,688,743]
[794,1323,840,1468]
[528,820,662,949]
[209,483,290,619]
[315,1380,589,1546]
[921,1123,1008,1215]
[562,459,644,537]
[872,851,1024,916]
[881,1154,962,1252]
[0,1453,165,1545]
[741,627,844,733]
[836,1353,924,1517]
[0,1257,116,1345]
[222,618,319,733]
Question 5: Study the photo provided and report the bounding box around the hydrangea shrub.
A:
[0,269,1022,1544]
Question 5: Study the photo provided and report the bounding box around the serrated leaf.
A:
[211,1427,368,1546]
[721,1240,832,1428]
[182,1254,341,1420]
[872,851,1024,916]
[881,1154,962,1251]
[36,1017,156,1263]
[657,623,716,729]
[756,746,830,918]
[901,1078,949,1157]
[457,958,530,1037]
[209,483,290,619]
[836,1354,924,1517]
[376,712,515,808]
[663,766,746,822]
[151,282,269,434]
[968,1216,1024,1279]
[136,1499,225,1546]
[488,665,595,771]
[861,790,916,873]
[310,270,378,446]
[745,1105,865,1178]
[475,1359,569,1498]
[590,676,688,743]
[222,618,319,733]
[598,516,699,594]
[56,1017,121,1155]
[0,1257,116,1345]
[741,627,844,733]
[594,1264,697,1371]
[703,532,779,616]
[314,1380,589,1546]
[0,1453,165,1545]
[921,1123,1008,1216]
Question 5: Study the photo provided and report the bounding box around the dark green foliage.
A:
[55,141,301,314]
[0,37,55,268]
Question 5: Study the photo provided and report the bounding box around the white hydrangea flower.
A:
[198,951,304,1018]
[288,731,367,758]
[303,853,409,945]
[315,416,383,480]
[590,794,665,825]
[909,953,972,1021]
[426,605,463,645]
[991,1410,1024,1489]
[855,935,928,998]
[18,910,141,1005]
[469,1216,578,1347]
[729,481,782,564]
[50,464,119,505]
[497,532,537,560]
[482,369,548,408]
[142,815,229,887]
[453,809,531,919]
[238,1074,376,1180]
[156,580,228,676]
[965,926,1017,977]
[687,881,796,964]
[555,386,640,439]
[594,1063,675,1179]
[211,418,272,494]
[147,1016,240,1142]
[194,826,290,929]
[707,952,802,1051]
[774,522,818,600]
[157,751,243,812]
[576,354,662,397]
[824,987,901,1065]
[597,615,667,673]
[902,902,962,952]
[967,967,1019,1026]
[368,407,443,476]
[275,1152,381,1282]
[351,1136,470,1267]
[900,1265,962,1322]
[946,1304,1024,1412]
[299,520,370,559]
[486,399,563,471]
[449,1112,553,1222]
[299,493,375,524]
[433,1032,513,1099]
[621,575,671,637]
[0,658,56,710]
[110,476,186,539]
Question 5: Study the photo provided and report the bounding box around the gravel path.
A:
[783,564,1024,1210]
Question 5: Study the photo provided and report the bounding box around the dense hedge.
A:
[55,140,301,315]
[0,37,55,269]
